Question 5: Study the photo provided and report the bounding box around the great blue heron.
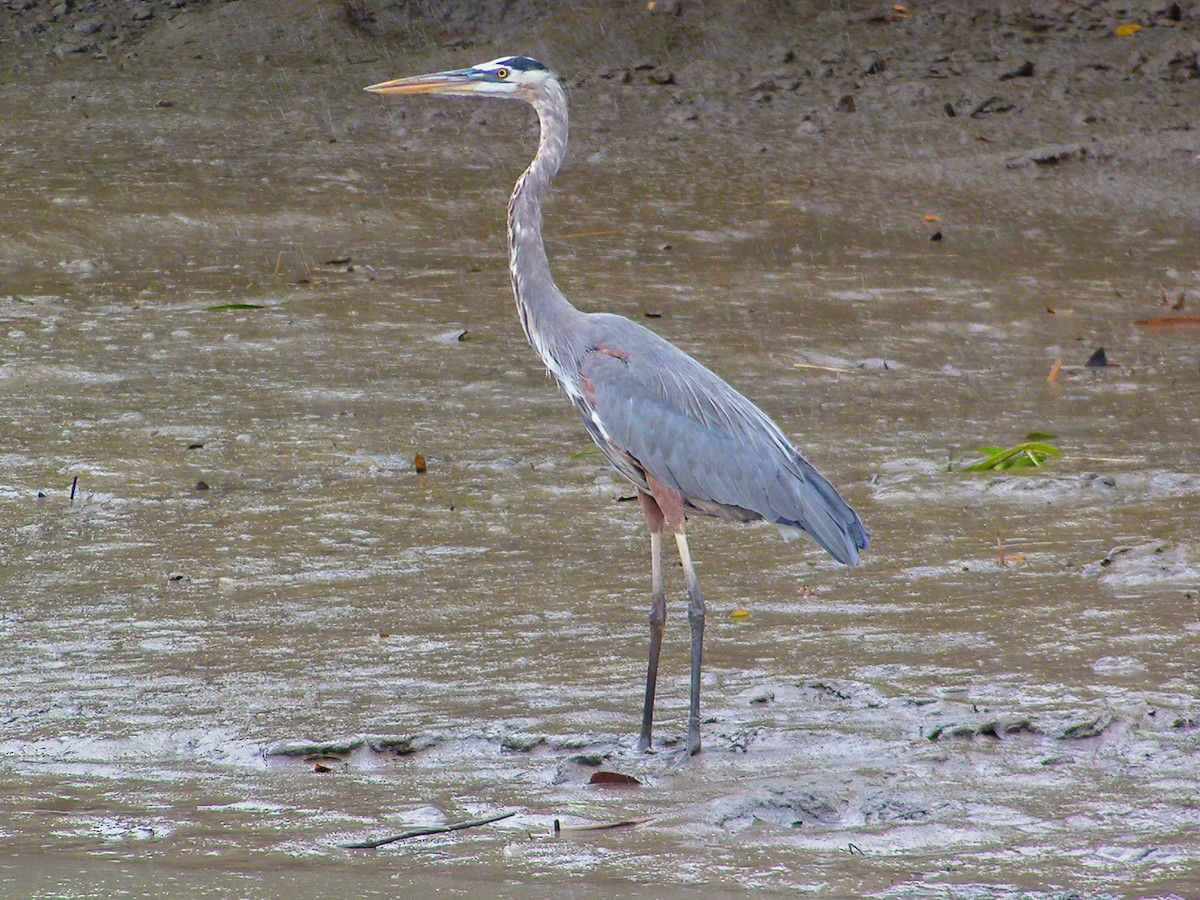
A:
[366,56,869,756]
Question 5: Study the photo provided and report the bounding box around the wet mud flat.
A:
[2,1,1200,897]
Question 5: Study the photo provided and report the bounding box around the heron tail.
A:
[770,453,869,565]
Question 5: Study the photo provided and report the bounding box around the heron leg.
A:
[637,492,667,752]
[675,531,705,756]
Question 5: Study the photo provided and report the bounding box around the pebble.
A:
[646,0,682,16]
[1006,144,1087,168]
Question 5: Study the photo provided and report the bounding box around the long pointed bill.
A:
[364,70,476,96]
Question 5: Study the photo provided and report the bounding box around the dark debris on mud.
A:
[5,0,1198,126]
[5,0,1198,226]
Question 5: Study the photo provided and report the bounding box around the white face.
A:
[363,55,557,100]
[470,57,555,94]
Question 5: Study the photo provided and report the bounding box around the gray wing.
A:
[572,314,869,565]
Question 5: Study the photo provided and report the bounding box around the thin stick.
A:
[554,229,621,240]
[69,476,78,503]
[792,363,851,373]
[553,817,650,834]
[342,811,515,849]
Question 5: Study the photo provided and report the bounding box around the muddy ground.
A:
[1,1,1199,898]
[4,0,1199,253]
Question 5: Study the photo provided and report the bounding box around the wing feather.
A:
[574,314,869,563]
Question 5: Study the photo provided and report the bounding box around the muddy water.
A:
[1,67,1198,897]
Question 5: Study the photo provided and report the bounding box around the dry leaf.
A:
[414,453,427,473]
[1115,23,1143,36]
[1159,286,1187,310]
[589,771,641,786]
[1134,315,1200,326]
[922,214,940,223]
[1047,358,1063,383]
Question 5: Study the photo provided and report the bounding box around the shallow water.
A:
[1,66,1198,897]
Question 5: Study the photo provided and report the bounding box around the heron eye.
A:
[495,68,510,80]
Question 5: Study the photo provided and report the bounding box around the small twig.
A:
[553,817,650,834]
[342,811,515,849]
[69,476,78,503]
[792,363,851,373]
[554,229,621,241]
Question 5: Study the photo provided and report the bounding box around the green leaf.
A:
[1022,442,1061,457]
[1025,432,1057,442]
[962,447,1020,471]
[958,437,1062,472]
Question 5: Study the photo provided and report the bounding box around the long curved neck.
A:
[508,79,584,375]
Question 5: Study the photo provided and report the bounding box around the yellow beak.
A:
[364,70,477,96]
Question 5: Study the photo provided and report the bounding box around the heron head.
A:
[364,56,555,100]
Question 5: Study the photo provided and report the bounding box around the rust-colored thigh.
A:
[637,491,665,534]
[645,473,687,535]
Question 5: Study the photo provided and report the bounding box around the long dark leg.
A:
[675,531,705,756]
[637,493,666,752]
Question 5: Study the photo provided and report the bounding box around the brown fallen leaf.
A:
[588,771,640,786]
[1047,358,1063,383]
[1134,315,1200,326]
[1046,307,1074,315]
[414,453,427,473]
